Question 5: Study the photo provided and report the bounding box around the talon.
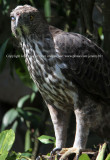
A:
[36,155,41,160]
[51,147,62,155]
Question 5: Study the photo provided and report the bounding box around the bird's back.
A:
[49,26,110,104]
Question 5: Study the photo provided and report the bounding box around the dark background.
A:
[0,0,110,159]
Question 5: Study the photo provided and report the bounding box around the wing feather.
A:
[52,31,110,99]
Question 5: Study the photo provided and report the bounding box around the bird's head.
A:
[10,5,47,38]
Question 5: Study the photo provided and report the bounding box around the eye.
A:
[30,15,34,21]
[11,16,16,21]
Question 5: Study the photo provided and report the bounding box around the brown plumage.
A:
[10,5,110,159]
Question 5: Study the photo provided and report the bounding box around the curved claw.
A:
[36,155,41,160]
[51,147,62,155]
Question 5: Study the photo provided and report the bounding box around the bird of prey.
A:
[10,5,110,159]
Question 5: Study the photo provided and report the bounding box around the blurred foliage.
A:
[106,154,110,160]
[0,129,110,160]
[44,0,51,22]
[98,27,104,41]
[1,93,42,152]
[0,39,9,72]
[14,51,38,92]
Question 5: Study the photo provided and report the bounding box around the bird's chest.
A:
[22,40,78,110]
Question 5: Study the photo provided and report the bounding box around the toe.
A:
[60,148,76,159]
[60,148,95,160]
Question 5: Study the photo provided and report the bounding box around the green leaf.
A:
[21,152,32,158]
[96,143,107,160]
[30,83,38,92]
[17,109,41,127]
[25,130,31,151]
[38,135,55,144]
[79,154,90,160]
[1,109,18,131]
[24,107,41,113]
[98,27,104,40]
[17,52,29,75]
[7,151,32,160]
[0,129,15,154]
[0,151,8,160]
[106,153,110,160]
[0,39,8,62]
[17,95,30,108]
[98,27,102,36]
[0,39,9,72]
[29,0,35,6]
[44,0,51,22]
[7,151,21,160]
[3,0,7,5]
[15,52,38,91]
[30,92,36,103]
[11,121,18,132]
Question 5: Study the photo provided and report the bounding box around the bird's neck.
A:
[20,31,56,58]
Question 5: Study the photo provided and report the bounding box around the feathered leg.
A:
[60,109,92,160]
[48,104,71,151]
